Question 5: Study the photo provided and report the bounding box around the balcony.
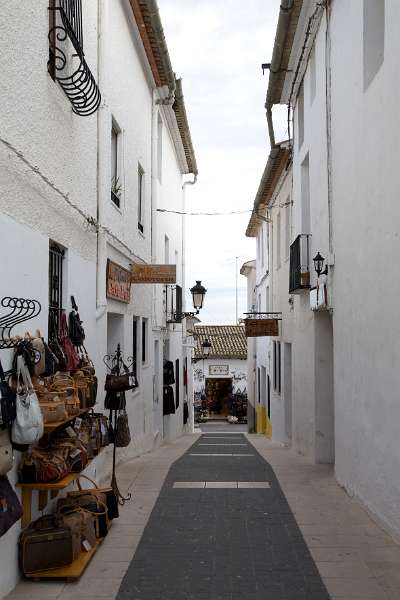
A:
[289,234,311,294]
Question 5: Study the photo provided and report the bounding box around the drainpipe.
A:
[265,0,294,149]
[96,0,108,321]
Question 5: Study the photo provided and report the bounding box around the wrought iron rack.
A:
[103,344,134,506]
[0,297,42,351]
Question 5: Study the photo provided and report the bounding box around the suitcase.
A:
[19,515,76,573]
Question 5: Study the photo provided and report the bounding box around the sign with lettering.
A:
[106,259,131,303]
[131,264,176,284]
[244,319,279,337]
[209,365,229,376]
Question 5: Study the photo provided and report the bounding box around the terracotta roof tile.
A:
[194,325,247,360]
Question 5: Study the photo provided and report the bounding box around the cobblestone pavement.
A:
[117,434,330,600]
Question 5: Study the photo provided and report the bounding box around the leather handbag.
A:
[19,515,75,573]
[11,356,44,446]
[19,448,69,484]
[105,362,137,393]
[59,313,80,372]
[29,335,46,377]
[58,494,109,539]
[57,506,97,550]
[69,310,85,347]
[69,474,119,520]
[0,475,23,538]
[0,429,13,476]
[115,409,131,448]
[0,360,17,429]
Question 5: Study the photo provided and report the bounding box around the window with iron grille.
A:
[49,242,65,334]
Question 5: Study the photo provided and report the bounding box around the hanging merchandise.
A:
[0,429,13,476]
[11,356,44,447]
[0,475,23,538]
[163,359,175,385]
[42,337,59,377]
[163,385,175,415]
[183,402,189,425]
[59,312,80,371]
[48,311,67,372]
[114,409,131,447]
[104,364,137,393]
[69,296,86,347]
[0,360,16,429]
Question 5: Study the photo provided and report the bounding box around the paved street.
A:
[7,434,400,600]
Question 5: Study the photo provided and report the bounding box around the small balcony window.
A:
[289,234,311,294]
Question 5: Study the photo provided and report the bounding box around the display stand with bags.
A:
[103,344,136,505]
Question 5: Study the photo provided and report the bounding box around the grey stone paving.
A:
[117,434,330,600]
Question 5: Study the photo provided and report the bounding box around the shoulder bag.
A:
[0,475,23,538]
[11,356,44,446]
[59,313,80,372]
[115,409,131,448]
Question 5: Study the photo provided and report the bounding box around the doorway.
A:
[284,343,292,442]
[314,312,334,464]
[205,378,232,418]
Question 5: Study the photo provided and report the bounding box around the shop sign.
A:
[209,365,229,376]
[106,259,131,303]
[130,264,176,284]
[244,319,279,337]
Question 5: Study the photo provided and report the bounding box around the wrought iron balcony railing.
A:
[289,234,311,294]
[48,0,101,116]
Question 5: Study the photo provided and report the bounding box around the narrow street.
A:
[7,434,400,600]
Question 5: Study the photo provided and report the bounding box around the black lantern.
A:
[202,338,212,357]
[190,280,207,312]
[313,252,328,277]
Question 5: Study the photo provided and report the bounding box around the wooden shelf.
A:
[43,408,91,434]
[25,541,100,581]
[17,452,103,528]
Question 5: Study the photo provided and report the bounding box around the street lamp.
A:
[202,338,211,357]
[190,280,207,312]
[313,252,328,277]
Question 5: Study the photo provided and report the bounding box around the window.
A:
[142,318,148,364]
[277,212,281,269]
[363,0,385,90]
[285,200,291,260]
[164,235,169,264]
[297,83,304,150]
[132,318,138,384]
[111,122,121,207]
[48,241,64,335]
[138,164,144,233]
[309,43,316,103]
[157,114,163,182]
[301,154,310,235]
[273,341,281,394]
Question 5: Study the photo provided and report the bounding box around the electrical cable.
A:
[156,208,251,216]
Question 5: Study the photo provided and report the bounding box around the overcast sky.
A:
[158,0,287,324]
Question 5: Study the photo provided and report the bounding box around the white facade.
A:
[246,0,400,541]
[0,1,196,596]
[193,358,248,398]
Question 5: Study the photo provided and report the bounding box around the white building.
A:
[192,325,248,421]
[0,1,197,595]
[244,0,400,541]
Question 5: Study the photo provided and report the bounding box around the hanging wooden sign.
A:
[130,264,176,284]
[106,259,131,303]
[244,319,279,337]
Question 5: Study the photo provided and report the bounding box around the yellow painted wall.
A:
[255,404,272,439]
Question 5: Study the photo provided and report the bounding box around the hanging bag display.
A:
[11,356,44,446]
[59,312,80,371]
[115,409,131,448]
[0,429,13,476]
[104,361,137,393]
[0,475,23,538]
[0,359,16,429]
[48,311,67,372]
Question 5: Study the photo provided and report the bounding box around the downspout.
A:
[96,0,108,321]
[265,0,294,149]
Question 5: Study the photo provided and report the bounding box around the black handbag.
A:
[115,410,131,448]
[0,360,16,429]
[69,311,85,347]
[0,475,23,538]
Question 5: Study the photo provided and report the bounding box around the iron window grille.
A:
[49,242,65,333]
[166,285,183,324]
[48,0,101,116]
[289,234,311,294]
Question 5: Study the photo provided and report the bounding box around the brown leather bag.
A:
[19,515,75,573]
[57,506,97,550]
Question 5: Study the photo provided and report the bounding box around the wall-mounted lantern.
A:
[201,339,212,357]
[313,252,328,277]
[190,280,207,312]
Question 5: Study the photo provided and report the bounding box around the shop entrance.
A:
[205,377,232,419]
